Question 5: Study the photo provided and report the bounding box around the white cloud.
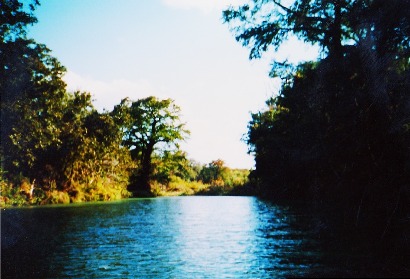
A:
[63,70,163,112]
[162,0,245,14]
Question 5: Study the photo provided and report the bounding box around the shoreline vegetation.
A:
[1,0,409,276]
[0,167,254,207]
[0,1,252,208]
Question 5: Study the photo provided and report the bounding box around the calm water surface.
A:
[3,196,333,278]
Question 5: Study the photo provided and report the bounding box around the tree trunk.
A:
[139,142,154,193]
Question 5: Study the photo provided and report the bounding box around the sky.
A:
[28,0,319,169]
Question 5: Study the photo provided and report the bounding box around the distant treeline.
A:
[224,0,409,273]
[0,0,250,206]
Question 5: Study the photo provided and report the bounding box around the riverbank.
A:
[0,177,255,207]
[1,161,251,207]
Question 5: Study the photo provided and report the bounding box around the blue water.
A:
[2,196,329,278]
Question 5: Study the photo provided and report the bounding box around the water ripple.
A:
[2,197,325,278]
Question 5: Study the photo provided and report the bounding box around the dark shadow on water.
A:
[2,207,72,278]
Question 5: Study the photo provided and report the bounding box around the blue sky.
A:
[28,0,319,169]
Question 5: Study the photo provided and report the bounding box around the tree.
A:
[224,0,410,198]
[198,159,228,186]
[120,96,189,194]
[223,0,357,75]
[1,0,132,203]
[0,0,39,41]
[151,150,198,185]
[1,0,37,163]
[223,0,409,77]
[1,0,68,182]
[226,0,410,268]
[245,63,323,199]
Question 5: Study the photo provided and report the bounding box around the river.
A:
[2,196,348,278]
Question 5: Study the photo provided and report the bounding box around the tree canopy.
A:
[224,0,410,269]
[116,96,190,194]
[223,0,410,76]
[1,0,131,204]
[0,0,249,203]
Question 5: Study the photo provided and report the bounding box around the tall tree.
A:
[1,0,132,203]
[1,0,67,180]
[1,0,37,160]
[223,0,358,75]
[119,96,189,194]
[223,0,409,77]
[226,0,410,267]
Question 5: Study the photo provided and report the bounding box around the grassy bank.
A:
[1,173,254,207]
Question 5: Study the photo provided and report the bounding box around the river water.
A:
[2,196,344,278]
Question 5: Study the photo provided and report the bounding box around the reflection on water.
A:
[3,197,328,278]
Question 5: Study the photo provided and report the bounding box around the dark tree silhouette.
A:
[225,0,410,272]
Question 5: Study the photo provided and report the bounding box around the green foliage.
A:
[117,96,190,194]
[0,181,27,207]
[223,168,250,188]
[1,0,67,178]
[195,160,251,195]
[152,176,208,197]
[152,150,199,184]
[2,41,67,178]
[148,158,251,197]
[197,159,228,185]
[1,0,253,205]
[1,0,131,205]
[69,177,131,203]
